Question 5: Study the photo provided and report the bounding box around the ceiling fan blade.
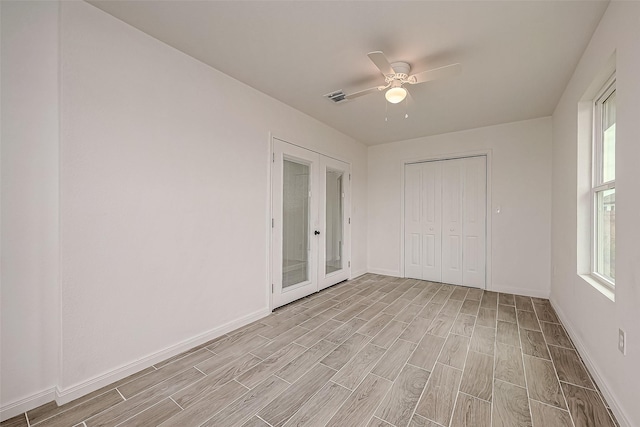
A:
[409,63,461,84]
[368,51,395,76]
[344,85,386,100]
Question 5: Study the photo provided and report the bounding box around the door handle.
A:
[314,230,320,235]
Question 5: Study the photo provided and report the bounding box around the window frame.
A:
[591,73,616,289]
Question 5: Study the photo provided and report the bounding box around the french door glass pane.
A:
[596,188,615,280]
[325,170,343,275]
[602,90,616,183]
[282,159,310,288]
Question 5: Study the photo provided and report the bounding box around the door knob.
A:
[314,230,320,235]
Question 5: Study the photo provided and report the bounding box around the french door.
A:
[405,156,486,288]
[271,139,350,309]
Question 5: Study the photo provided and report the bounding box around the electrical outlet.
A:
[618,329,627,355]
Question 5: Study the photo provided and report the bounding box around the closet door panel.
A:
[441,159,464,286]
[404,164,422,279]
[462,157,486,288]
[421,161,442,282]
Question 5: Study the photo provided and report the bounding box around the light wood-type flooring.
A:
[2,274,620,427]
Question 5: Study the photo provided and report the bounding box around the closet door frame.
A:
[400,150,493,289]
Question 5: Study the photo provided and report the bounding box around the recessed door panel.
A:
[421,161,442,282]
[463,156,486,288]
[442,159,464,286]
[404,164,423,279]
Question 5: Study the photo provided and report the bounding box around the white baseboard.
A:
[55,307,270,406]
[367,268,401,277]
[550,300,631,427]
[489,283,550,299]
[350,269,368,279]
[0,387,56,422]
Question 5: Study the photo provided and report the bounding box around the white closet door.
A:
[404,163,423,279]
[463,156,487,288]
[421,161,442,282]
[441,159,464,286]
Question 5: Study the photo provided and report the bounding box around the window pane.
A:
[282,159,310,288]
[595,188,615,281]
[602,90,616,182]
[325,170,343,275]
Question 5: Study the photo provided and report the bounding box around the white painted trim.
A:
[399,150,492,289]
[490,284,550,299]
[351,269,368,279]
[54,307,270,405]
[551,300,631,427]
[0,388,56,422]
[367,268,402,277]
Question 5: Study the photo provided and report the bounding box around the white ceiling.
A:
[88,1,608,145]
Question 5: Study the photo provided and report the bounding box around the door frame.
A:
[269,134,352,310]
[399,150,493,289]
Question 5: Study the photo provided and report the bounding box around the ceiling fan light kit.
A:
[326,51,461,107]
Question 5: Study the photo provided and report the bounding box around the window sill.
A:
[579,274,615,302]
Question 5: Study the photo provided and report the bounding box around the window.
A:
[592,75,616,287]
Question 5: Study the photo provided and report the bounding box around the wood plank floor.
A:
[2,274,620,427]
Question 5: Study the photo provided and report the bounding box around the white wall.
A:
[551,2,640,426]
[1,0,367,417]
[0,1,60,417]
[368,117,552,297]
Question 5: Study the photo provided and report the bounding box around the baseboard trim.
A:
[489,284,550,299]
[0,387,56,422]
[55,307,270,406]
[550,300,631,427]
[351,269,368,279]
[367,268,401,277]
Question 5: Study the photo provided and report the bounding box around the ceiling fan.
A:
[326,51,461,104]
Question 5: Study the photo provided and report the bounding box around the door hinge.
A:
[272,284,274,293]
[348,261,351,267]
[349,173,351,181]
[272,153,275,163]
[272,218,274,228]
[348,217,351,224]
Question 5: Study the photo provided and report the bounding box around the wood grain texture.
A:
[441,298,464,316]
[236,343,307,388]
[460,299,480,315]
[562,382,616,427]
[548,345,593,388]
[476,308,497,328]
[295,319,343,347]
[426,312,456,337]
[375,364,430,427]
[529,399,573,427]
[356,302,390,321]
[492,380,532,427]
[450,314,476,337]
[281,381,351,427]
[497,304,517,323]
[496,320,520,347]
[258,363,336,426]
[408,414,441,427]
[118,399,181,427]
[533,302,560,323]
[275,339,335,383]
[466,288,484,301]
[326,374,392,427]
[332,342,386,390]
[86,368,203,427]
[159,380,248,426]
[408,333,446,372]
[514,295,534,312]
[417,302,443,320]
[324,317,368,345]
[499,293,516,306]
[540,322,573,349]
[394,303,423,323]
[495,342,525,387]
[415,362,462,426]
[520,329,550,359]
[35,390,123,427]
[241,417,271,427]
[320,332,369,370]
[371,320,408,348]
[517,310,541,331]
[0,415,28,427]
[438,333,470,369]
[251,326,309,359]
[372,339,417,381]
[450,392,491,427]
[399,316,433,343]
[523,355,566,409]
[469,325,496,356]
[479,291,498,309]
[199,376,290,427]
[450,288,469,301]
[358,313,395,337]
[459,351,494,401]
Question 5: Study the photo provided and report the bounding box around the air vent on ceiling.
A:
[324,90,348,104]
